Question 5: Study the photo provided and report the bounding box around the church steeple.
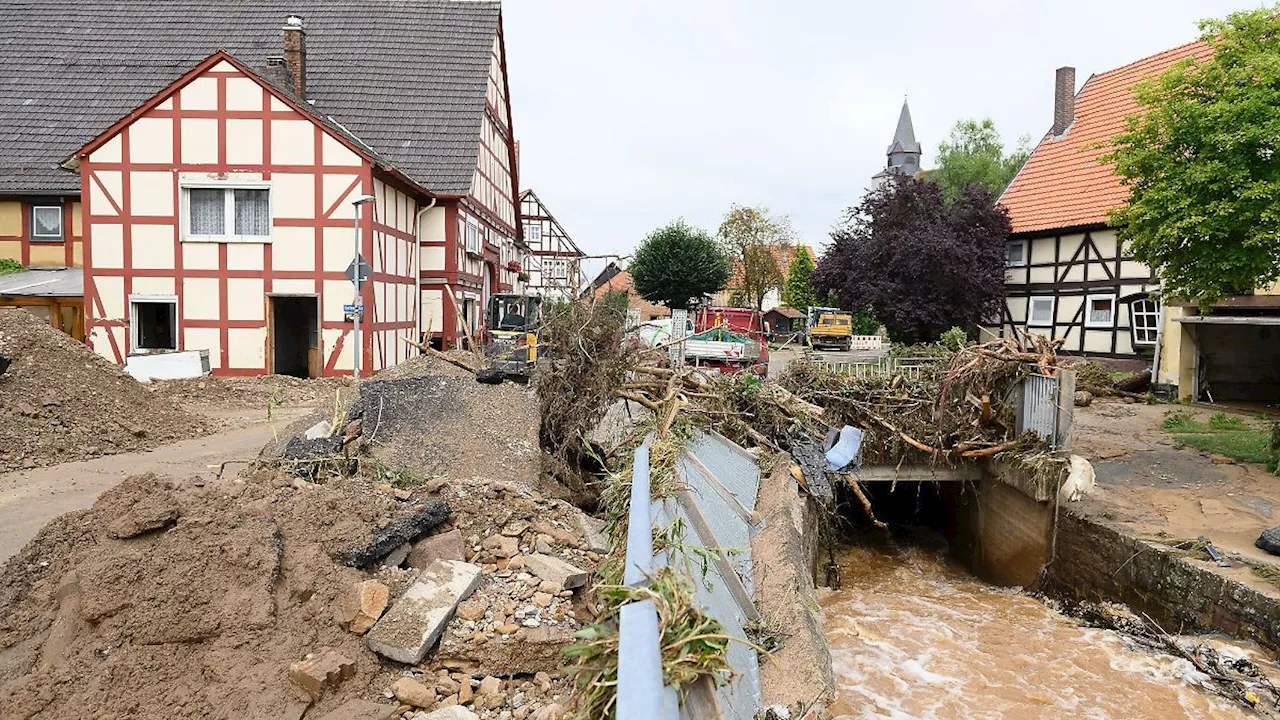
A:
[885,98,922,176]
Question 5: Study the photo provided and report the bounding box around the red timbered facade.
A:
[74,52,421,376]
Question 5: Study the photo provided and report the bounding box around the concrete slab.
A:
[365,559,483,664]
[524,553,589,591]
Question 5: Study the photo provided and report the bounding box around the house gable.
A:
[77,50,406,376]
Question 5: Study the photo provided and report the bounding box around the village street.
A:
[0,406,308,563]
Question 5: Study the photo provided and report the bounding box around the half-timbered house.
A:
[0,0,524,375]
[991,42,1211,366]
[519,189,586,300]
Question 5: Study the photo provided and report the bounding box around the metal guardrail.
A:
[615,430,764,720]
[617,434,676,720]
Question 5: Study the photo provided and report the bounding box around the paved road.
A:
[0,408,308,563]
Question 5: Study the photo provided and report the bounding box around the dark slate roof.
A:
[0,0,500,195]
[886,99,921,156]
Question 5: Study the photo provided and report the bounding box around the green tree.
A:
[630,220,729,309]
[1108,7,1280,305]
[931,119,1029,205]
[782,246,816,310]
[717,204,795,310]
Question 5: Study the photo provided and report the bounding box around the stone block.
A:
[335,579,390,635]
[409,528,466,569]
[523,553,589,591]
[366,559,483,664]
[577,515,610,553]
[314,700,399,720]
[482,534,518,558]
[392,676,438,708]
[288,650,355,700]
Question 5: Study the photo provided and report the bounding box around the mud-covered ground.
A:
[1070,399,1280,597]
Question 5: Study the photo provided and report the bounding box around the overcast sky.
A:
[503,0,1261,272]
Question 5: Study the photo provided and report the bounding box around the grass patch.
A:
[1162,411,1278,469]
[0,258,23,275]
[1172,431,1273,465]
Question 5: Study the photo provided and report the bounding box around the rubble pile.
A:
[148,374,354,411]
[0,308,211,472]
[0,462,597,719]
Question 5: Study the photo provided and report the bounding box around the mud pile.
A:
[0,309,211,473]
[0,464,598,718]
[149,374,354,412]
[0,472,412,719]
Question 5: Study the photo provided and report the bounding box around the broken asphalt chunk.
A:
[335,501,451,568]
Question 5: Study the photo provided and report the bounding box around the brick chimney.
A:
[282,15,306,99]
[1052,66,1076,138]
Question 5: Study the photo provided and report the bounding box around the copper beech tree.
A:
[814,177,1010,344]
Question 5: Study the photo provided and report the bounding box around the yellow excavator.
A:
[476,293,542,383]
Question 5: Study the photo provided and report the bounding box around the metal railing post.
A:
[617,434,669,720]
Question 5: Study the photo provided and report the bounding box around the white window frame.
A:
[1130,297,1161,346]
[1005,239,1027,267]
[524,223,542,244]
[1027,296,1055,328]
[31,205,64,242]
[128,294,179,353]
[181,181,273,243]
[548,258,568,280]
[1085,293,1117,329]
[465,221,482,255]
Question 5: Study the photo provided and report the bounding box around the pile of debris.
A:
[0,308,211,473]
[148,374,354,412]
[264,353,550,499]
[0,461,598,719]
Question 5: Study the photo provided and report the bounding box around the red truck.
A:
[684,307,770,376]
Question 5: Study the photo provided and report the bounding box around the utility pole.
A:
[350,195,376,378]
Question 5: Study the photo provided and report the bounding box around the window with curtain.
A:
[31,205,63,241]
[234,189,270,236]
[1086,295,1116,328]
[188,189,225,236]
[185,186,271,240]
[1028,296,1054,327]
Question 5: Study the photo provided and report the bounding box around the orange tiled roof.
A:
[727,244,815,287]
[1000,40,1212,235]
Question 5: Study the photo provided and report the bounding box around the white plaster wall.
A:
[129,118,173,164]
[183,278,219,319]
[130,172,175,216]
[131,224,175,269]
[93,224,124,269]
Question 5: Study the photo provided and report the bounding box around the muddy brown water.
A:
[821,542,1265,719]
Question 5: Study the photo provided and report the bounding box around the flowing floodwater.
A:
[821,542,1263,720]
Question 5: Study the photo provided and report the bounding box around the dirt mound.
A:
[0,467,598,719]
[347,362,545,494]
[149,375,355,412]
[0,309,211,473]
[374,352,477,381]
[0,472,426,719]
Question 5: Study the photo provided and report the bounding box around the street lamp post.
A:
[351,194,376,379]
